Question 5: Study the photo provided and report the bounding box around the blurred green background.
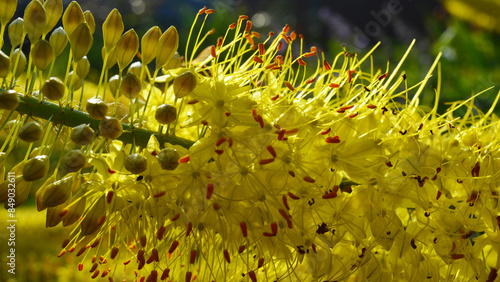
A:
[2,0,500,281]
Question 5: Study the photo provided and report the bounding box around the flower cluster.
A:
[1,1,500,281]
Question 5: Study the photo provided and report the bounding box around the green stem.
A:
[11,92,195,149]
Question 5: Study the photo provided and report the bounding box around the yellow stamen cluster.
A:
[1,1,500,281]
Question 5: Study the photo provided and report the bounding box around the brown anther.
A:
[223,250,231,263]
[348,70,356,83]
[168,241,179,254]
[157,225,166,240]
[205,8,215,14]
[303,176,315,183]
[306,77,317,84]
[367,104,377,109]
[298,58,306,66]
[266,145,277,158]
[325,136,340,144]
[198,6,207,15]
[210,45,216,58]
[324,60,331,70]
[238,245,246,253]
[378,73,388,80]
[329,83,340,88]
[253,56,263,64]
[240,222,248,237]
[217,36,224,47]
[229,22,236,29]
[288,171,295,177]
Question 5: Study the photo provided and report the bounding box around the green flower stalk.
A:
[1,1,500,281]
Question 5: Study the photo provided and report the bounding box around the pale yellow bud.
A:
[43,0,63,35]
[116,29,139,70]
[155,104,177,124]
[156,26,178,70]
[42,175,73,207]
[127,61,143,79]
[62,196,85,226]
[41,77,65,100]
[83,10,95,34]
[31,39,54,70]
[8,18,24,48]
[125,153,147,174]
[76,56,90,79]
[120,72,141,99]
[80,196,105,235]
[102,46,118,69]
[49,27,68,56]
[0,89,19,110]
[157,148,180,170]
[173,71,197,98]
[0,51,10,78]
[23,0,46,42]
[70,124,94,145]
[108,74,120,96]
[23,155,49,181]
[102,8,124,52]
[10,48,27,78]
[141,26,161,65]
[66,71,82,90]
[18,121,43,143]
[0,0,17,26]
[69,22,92,62]
[86,98,108,120]
[62,1,84,36]
[62,150,86,172]
[100,117,123,140]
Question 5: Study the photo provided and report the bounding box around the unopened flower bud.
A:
[0,89,19,110]
[31,40,54,71]
[80,196,105,235]
[155,104,177,124]
[120,72,141,99]
[76,56,90,79]
[86,98,108,119]
[49,27,68,57]
[69,22,93,62]
[141,26,161,65]
[83,10,95,34]
[102,46,118,69]
[173,71,197,98]
[62,195,86,226]
[108,74,120,95]
[125,153,147,174]
[41,77,65,101]
[8,18,24,48]
[157,148,180,170]
[0,0,17,26]
[164,52,182,70]
[67,71,83,90]
[100,117,123,139]
[19,121,43,143]
[43,0,64,35]
[71,124,94,145]
[62,1,84,37]
[42,175,73,207]
[62,150,86,172]
[103,8,124,52]
[3,120,20,134]
[116,29,139,70]
[0,50,10,78]
[23,155,49,181]
[156,26,178,69]
[11,48,27,78]
[24,0,46,42]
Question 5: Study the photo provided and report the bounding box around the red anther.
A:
[306,77,317,84]
[340,105,354,110]
[238,15,249,22]
[252,31,261,38]
[367,104,377,109]
[282,195,290,210]
[228,137,233,147]
[288,192,300,200]
[198,6,207,15]
[252,108,257,116]
[487,269,498,282]
[259,158,275,165]
[285,128,299,135]
[245,20,252,33]
[277,41,283,51]
[325,136,340,144]
[385,161,393,167]
[256,115,264,128]
[58,250,66,257]
[223,250,231,263]
[229,22,236,29]
[187,100,199,105]
[123,259,131,265]
[62,238,70,249]
[268,31,275,37]
[288,170,295,177]
[216,137,227,147]
[320,128,331,135]
[210,45,216,58]
[290,31,296,40]
[215,149,224,155]
[186,271,192,282]
[472,162,480,177]
[263,232,274,237]
[178,155,190,163]
[299,34,304,39]
[153,191,166,198]
[271,222,278,235]
[265,63,277,69]
[78,263,84,271]
[266,145,277,158]
[348,112,358,118]
[249,270,257,282]
[311,243,317,253]
[151,150,157,156]
[282,24,290,33]
[253,56,263,63]
[270,94,279,101]
[168,241,179,254]
[281,34,290,44]
[451,242,457,253]
[258,258,264,268]
[467,192,479,203]
[298,58,306,66]
[279,209,290,220]
[205,8,215,14]
[303,51,316,57]
[186,222,193,237]
[276,130,286,141]
[284,81,295,91]
[348,70,356,83]
[161,269,170,280]
[418,123,423,131]
[323,60,331,70]
[217,36,223,47]
[322,191,337,199]
[138,276,145,282]
[138,249,145,262]
[276,55,284,63]
[147,253,155,264]
[310,46,317,52]
[97,215,106,226]
[378,73,388,80]
[90,263,98,273]
[108,168,116,174]
[303,176,315,183]
[213,202,219,210]
[68,246,76,253]
[190,250,197,264]
[256,80,263,87]
[110,246,119,259]
[59,209,69,217]
[461,231,474,239]
[436,190,442,200]
[207,183,214,199]
[451,254,465,260]
[147,270,157,281]
[76,246,87,257]
[336,109,346,114]
[240,222,248,237]
[157,225,166,240]
[171,213,180,221]
[140,235,147,248]
[271,66,282,70]
[91,270,100,279]
[238,245,246,253]
[329,83,340,88]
